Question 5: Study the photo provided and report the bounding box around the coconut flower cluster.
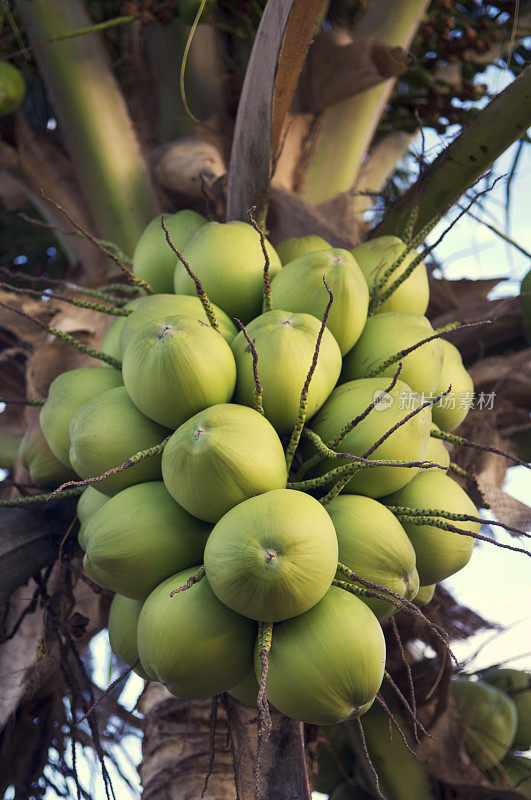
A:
[36,210,482,727]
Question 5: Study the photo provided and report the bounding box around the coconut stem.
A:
[285,277,334,474]
[295,363,403,478]
[333,567,459,669]
[393,514,531,557]
[288,454,441,492]
[248,206,273,314]
[0,280,130,317]
[375,693,417,755]
[0,397,46,406]
[0,486,84,507]
[355,717,386,800]
[41,192,153,294]
[234,319,264,415]
[389,616,418,744]
[169,565,206,597]
[431,428,531,470]
[201,694,219,799]
[0,266,132,305]
[387,506,531,539]
[74,659,140,727]
[160,214,219,331]
[47,435,171,500]
[255,621,273,798]
[363,320,492,379]
[383,671,433,743]
[100,283,139,295]
[0,299,122,369]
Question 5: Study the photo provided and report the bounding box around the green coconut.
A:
[351,236,429,315]
[174,220,282,322]
[341,312,444,399]
[0,62,25,116]
[257,585,385,725]
[275,235,331,265]
[353,704,434,800]
[40,366,123,467]
[483,668,531,751]
[431,340,474,432]
[77,486,109,550]
[384,471,478,585]
[269,249,369,355]
[451,678,517,769]
[204,489,338,621]
[313,724,356,795]
[122,315,237,429]
[83,481,210,599]
[133,210,207,293]
[108,594,149,680]
[497,754,531,797]
[161,404,287,522]
[69,386,169,496]
[309,377,431,498]
[413,584,436,607]
[228,670,261,708]
[326,495,419,619]
[100,298,141,361]
[118,293,237,355]
[425,424,450,471]
[231,310,342,435]
[137,567,255,699]
[19,417,77,488]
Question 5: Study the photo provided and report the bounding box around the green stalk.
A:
[15,0,159,254]
[373,64,531,239]
[301,0,429,205]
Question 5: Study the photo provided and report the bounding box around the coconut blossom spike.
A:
[0,486,84,507]
[160,213,219,331]
[431,427,531,470]
[247,205,273,314]
[0,280,129,316]
[394,514,531,557]
[234,318,264,415]
[285,276,334,473]
[170,566,206,597]
[388,506,531,539]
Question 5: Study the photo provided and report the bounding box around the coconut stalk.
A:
[301,0,430,206]
[373,63,531,239]
[14,0,159,255]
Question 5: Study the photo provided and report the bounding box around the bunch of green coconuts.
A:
[313,667,531,799]
[32,208,483,728]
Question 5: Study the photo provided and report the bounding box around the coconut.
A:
[431,340,474,431]
[204,489,338,621]
[108,594,149,680]
[83,482,210,599]
[137,567,255,699]
[384,471,477,585]
[483,668,531,751]
[451,679,517,769]
[77,486,109,550]
[100,298,142,361]
[309,377,431,498]
[227,670,260,708]
[40,367,123,467]
[497,755,531,797]
[174,220,282,322]
[275,235,331,265]
[133,210,207,293]
[341,312,444,399]
[313,724,356,795]
[19,416,77,488]
[122,315,237,429]
[413,583,436,607]
[353,704,434,800]
[269,249,369,355]
[161,404,287,522]
[425,424,450,471]
[118,293,237,355]
[231,310,342,435]
[351,235,429,315]
[257,585,385,725]
[326,495,419,619]
[69,386,169,496]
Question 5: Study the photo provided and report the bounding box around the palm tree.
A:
[0,1,529,797]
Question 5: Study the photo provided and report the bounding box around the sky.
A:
[3,64,530,800]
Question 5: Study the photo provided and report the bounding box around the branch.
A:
[373,64,531,239]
